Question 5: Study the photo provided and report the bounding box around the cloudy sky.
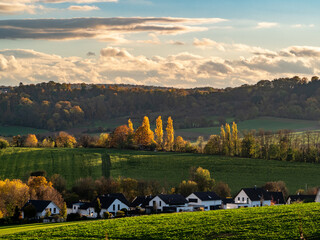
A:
[0,0,320,88]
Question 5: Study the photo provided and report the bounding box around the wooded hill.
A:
[1,76,320,131]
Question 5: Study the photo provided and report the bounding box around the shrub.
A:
[103,211,112,219]
[0,138,9,149]
[67,213,81,222]
[116,211,125,218]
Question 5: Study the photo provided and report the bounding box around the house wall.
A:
[100,199,129,217]
[234,190,271,207]
[316,190,320,203]
[148,196,167,211]
[186,193,222,211]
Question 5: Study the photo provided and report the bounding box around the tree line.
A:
[2,76,320,132]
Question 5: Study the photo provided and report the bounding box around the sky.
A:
[0,0,320,88]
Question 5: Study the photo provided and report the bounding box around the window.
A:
[189,198,198,203]
[73,206,76,210]
[53,208,56,214]
[237,197,240,201]
[247,198,249,203]
[113,205,115,211]
[242,197,244,202]
[159,201,162,207]
[118,204,120,210]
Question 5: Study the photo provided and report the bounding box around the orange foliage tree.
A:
[55,131,77,148]
[134,116,154,146]
[165,116,174,151]
[25,134,38,147]
[110,125,130,148]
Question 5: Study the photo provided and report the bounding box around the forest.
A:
[1,76,320,131]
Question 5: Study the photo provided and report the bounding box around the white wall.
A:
[100,199,129,217]
[148,196,167,211]
[186,193,222,211]
[234,190,271,207]
[316,189,320,203]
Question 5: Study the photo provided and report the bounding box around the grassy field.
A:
[1,203,320,239]
[1,148,320,194]
[0,125,48,137]
[176,117,320,139]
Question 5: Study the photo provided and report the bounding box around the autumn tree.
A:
[213,181,231,198]
[97,133,109,148]
[263,181,289,198]
[0,179,30,217]
[190,167,215,192]
[134,116,155,147]
[25,134,38,147]
[178,180,198,197]
[174,136,187,152]
[110,125,130,148]
[0,138,9,149]
[232,122,240,156]
[27,176,64,208]
[55,132,77,148]
[50,174,66,193]
[155,116,163,149]
[60,202,67,220]
[165,116,174,151]
[204,135,222,155]
[127,119,135,146]
[42,137,55,148]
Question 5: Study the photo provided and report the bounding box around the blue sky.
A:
[0,0,320,87]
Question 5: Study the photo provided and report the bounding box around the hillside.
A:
[2,77,320,135]
[1,148,320,193]
[1,203,320,239]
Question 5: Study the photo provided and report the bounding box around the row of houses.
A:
[22,187,320,219]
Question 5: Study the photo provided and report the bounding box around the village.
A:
[20,186,320,222]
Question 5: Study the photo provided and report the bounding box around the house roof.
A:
[269,192,285,204]
[238,188,271,201]
[157,194,188,205]
[98,193,129,209]
[22,200,53,213]
[222,198,234,204]
[72,202,94,210]
[192,192,222,201]
[288,195,316,202]
[131,196,153,208]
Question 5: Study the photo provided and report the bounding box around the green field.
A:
[1,148,320,194]
[1,203,320,239]
[176,117,320,139]
[0,125,48,137]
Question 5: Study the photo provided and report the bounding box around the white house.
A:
[149,194,192,212]
[234,187,271,207]
[316,188,320,203]
[22,200,60,219]
[98,193,130,217]
[68,202,95,218]
[186,192,222,211]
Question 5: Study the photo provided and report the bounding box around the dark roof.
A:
[222,198,234,204]
[157,194,188,205]
[22,200,53,213]
[269,192,285,204]
[131,196,153,208]
[239,188,271,201]
[288,195,316,202]
[192,192,221,201]
[98,193,129,209]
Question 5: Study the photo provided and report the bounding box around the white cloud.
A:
[193,38,225,51]
[1,44,320,88]
[68,5,99,11]
[256,22,278,29]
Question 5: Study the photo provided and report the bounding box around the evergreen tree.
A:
[165,116,174,151]
[94,198,102,219]
[155,116,163,149]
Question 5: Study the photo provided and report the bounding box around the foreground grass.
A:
[1,203,320,239]
[1,148,320,194]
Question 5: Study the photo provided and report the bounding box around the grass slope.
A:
[0,148,109,188]
[1,148,320,194]
[175,117,320,139]
[0,125,48,137]
[1,203,320,239]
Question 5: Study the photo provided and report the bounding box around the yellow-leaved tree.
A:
[134,116,154,146]
[25,134,38,147]
[155,116,163,149]
[165,116,174,151]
